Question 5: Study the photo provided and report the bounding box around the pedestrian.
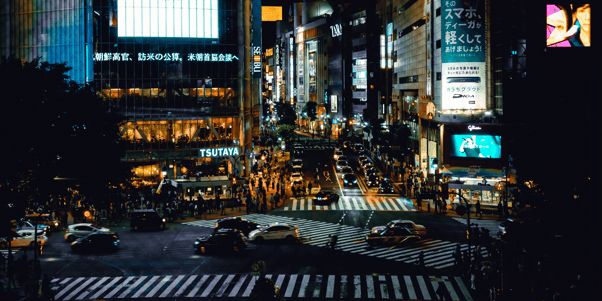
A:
[202,202,207,219]
[436,281,447,301]
[418,251,425,267]
[476,200,483,218]
[454,244,462,267]
[497,201,503,218]
[220,200,225,215]
[269,194,274,210]
[41,274,53,301]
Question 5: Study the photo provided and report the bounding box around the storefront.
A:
[441,166,514,209]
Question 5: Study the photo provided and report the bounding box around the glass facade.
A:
[1,0,92,84]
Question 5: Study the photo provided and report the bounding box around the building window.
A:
[436,39,441,49]
[399,75,419,84]
[436,7,441,17]
[436,72,441,81]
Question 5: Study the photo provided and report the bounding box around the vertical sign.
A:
[252,0,262,78]
[441,0,486,111]
[297,27,305,102]
[425,0,432,96]
[331,95,338,113]
[386,23,393,68]
[289,37,294,103]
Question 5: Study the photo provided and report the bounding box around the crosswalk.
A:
[283,196,416,211]
[49,273,474,300]
[298,145,336,150]
[184,214,488,270]
[451,217,501,239]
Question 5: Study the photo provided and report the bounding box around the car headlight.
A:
[195,241,200,244]
[163,218,166,222]
[344,180,348,183]
[354,180,357,183]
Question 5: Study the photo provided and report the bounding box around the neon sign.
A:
[468,125,482,131]
[199,147,240,157]
[93,52,239,62]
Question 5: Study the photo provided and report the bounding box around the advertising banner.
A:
[546,4,591,47]
[441,0,486,111]
[449,134,502,159]
[252,0,262,78]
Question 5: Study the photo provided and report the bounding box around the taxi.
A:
[365,227,419,246]
[248,223,299,243]
[384,220,427,236]
[195,229,247,254]
[0,230,47,249]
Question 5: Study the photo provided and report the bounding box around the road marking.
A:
[90,276,122,299]
[333,166,345,197]
[173,275,197,297]
[215,274,235,297]
[228,275,247,297]
[381,199,393,210]
[242,276,258,297]
[200,274,222,297]
[146,276,171,298]
[354,275,361,298]
[387,198,401,211]
[307,199,313,209]
[455,276,474,301]
[405,275,418,299]
[133,275,159,298]
[284,275,297,298]
[274,274,286,293]
[391,275,403,299]
[187,274,209,297]
[366,275,375,298]
[313,275,322,298]
[367,200,377,211]
[63,277,96,301]
[300,199,305,210]
[298,274,311,298]
[340,275,348,299]
[120,276,148,298]
[76,276,108,300]
[374,198,385,210]
[442,276,461,301]
[292,198,297,210]
[160,275,185,298]
[396,199,409,211]
[54,277,85,300]
[379,275,389,299]
[417,276,431,300]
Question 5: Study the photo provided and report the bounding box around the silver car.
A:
[65,223,110,242]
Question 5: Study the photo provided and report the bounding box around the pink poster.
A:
[547,4,591,47]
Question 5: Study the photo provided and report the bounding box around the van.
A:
[130,209,166,231]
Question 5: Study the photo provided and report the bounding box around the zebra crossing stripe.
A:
[284,274,297,298]
[241,275,258,297]
[300,199,305,210]
[366,275,375,298]
[119,276,147,298]
[63,277,96,301]
[274,275,286,294]
[405,275,418,299]
[388,198,401,211]
[76,276,108,300]
[307,199,313,209]
[374,198,386,210]
[173,275,196,297]
[455,276,474,301]
[340,275,348,299]
[90,276,121,299]
[216,274,235,298]
[201,274,223,297]
[160,275,184,298]
[442,276,461,301]
[228,275,247,297]
[353,275,361,298]
[298,274,311,298]
[132,275,159,298]
[367,200,378,210]
[105,276,135,299]
[146,276,170,298]
[418,276,432,300]
[380,275,390,299]
[391,275,403,299]
[54,277,85,300]
[187,274,209,298]
[313,275,322,298]
[381,199,393,211]
[325,275,334,298]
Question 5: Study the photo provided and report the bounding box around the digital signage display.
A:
[450,134,502,159]
[441,0,487,111]
[546,4,591,47]
[118,0,219,38]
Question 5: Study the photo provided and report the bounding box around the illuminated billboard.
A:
[118,0,219,38]
[441,0,486,111]
[546,4,591,47]
[450,134,502,159]
[262,6,282,21]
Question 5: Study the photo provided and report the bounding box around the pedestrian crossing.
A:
[283,196,416,211]
[299,145,336,150]
[451,217,501,239]
[184,214,488,270]
[49,273,474,300]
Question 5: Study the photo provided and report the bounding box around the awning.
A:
[440,166,503,178]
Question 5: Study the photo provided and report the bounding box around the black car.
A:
[130,209,166,231]
[343,174,357,186]
[195,229,247,253]
[312,190,340,205]
[71,232,120,253]
[366,174,380,187]
[379,179,395,193]
[294,146,304,155]
[214,217,259,236]
[365,227,419,246]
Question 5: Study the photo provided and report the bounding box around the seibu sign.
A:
[199,147,240,158]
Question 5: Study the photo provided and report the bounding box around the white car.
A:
[0,231,47,249]
[385,220,427,236]
[340,167,353,178]
[292,159,304,167]
[336,160,349,171]
[65,223,111,242]
[290,172,303,184]
[248,223,299,243]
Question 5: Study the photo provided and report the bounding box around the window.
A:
[436,39,441,49]
[436,7,441,17]
[436,72,442,81]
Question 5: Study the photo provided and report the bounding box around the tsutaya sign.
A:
[199,147,240,157]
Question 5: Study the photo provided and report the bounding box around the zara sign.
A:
[199,147,240,158]
[330,23,342,37]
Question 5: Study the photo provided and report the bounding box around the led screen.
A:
[450,134,502,159]
[118,0,218,38]
[547,4,590,47]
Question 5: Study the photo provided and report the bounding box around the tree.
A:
[0,56,130,225]
[303,101,317,121]
[276,124,297,146]
[275,102,296,126]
